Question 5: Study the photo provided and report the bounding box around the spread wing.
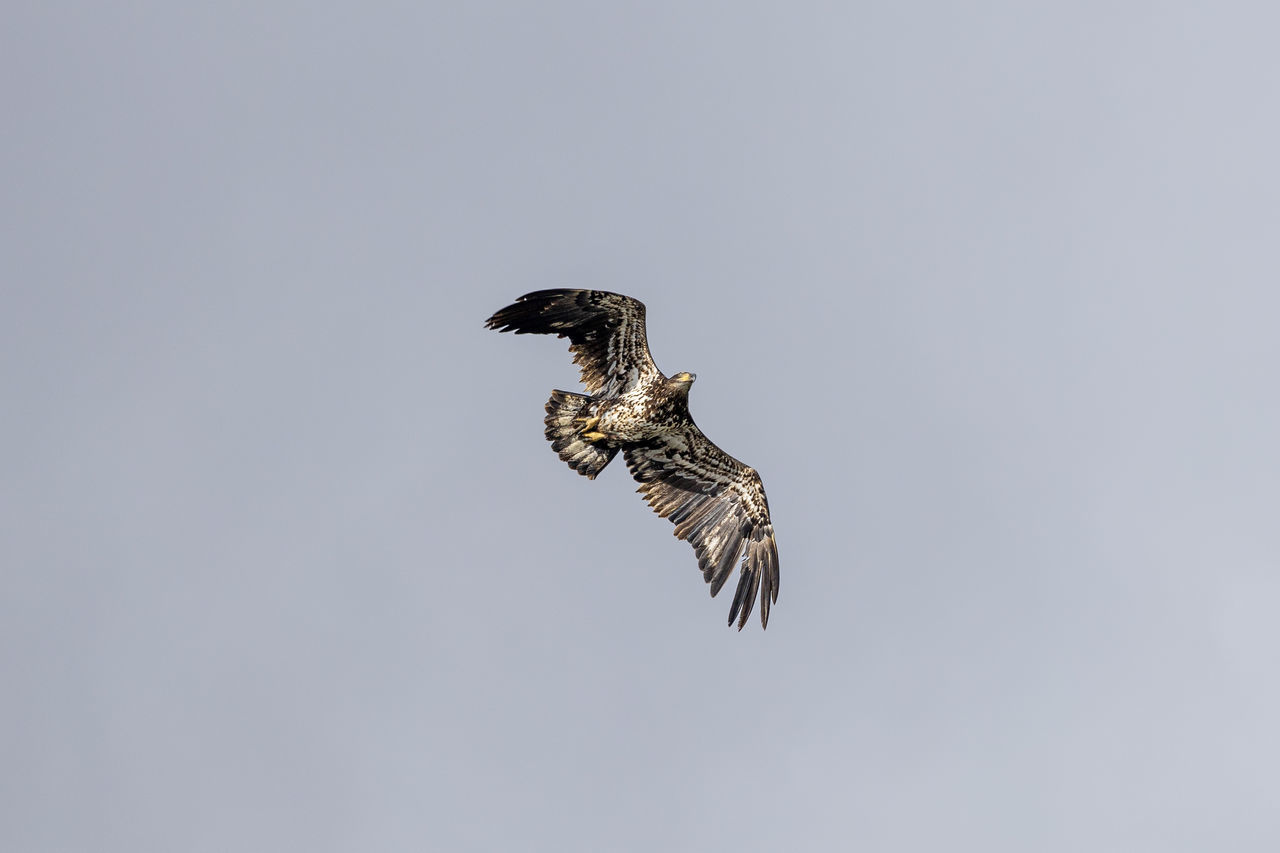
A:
[624,428,779,630]
[484,289,662,397]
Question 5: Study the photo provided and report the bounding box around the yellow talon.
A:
[575,416,600,430]
[581,430,608,442]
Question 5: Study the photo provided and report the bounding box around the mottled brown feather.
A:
[624,428,779,630]
[484,290,661,397]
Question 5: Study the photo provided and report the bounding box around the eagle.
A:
[485,289,779,630]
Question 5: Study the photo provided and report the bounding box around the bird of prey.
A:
[485,289,779,629]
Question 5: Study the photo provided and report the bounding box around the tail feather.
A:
[544,390,617,479]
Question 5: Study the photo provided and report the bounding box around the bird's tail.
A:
[544,390,617,480]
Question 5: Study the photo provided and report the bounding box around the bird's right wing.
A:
[624,427,779,630]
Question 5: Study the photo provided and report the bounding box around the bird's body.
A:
[591,376,693,443]
[485,289,779,630]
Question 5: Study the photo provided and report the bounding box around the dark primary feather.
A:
[484,290,661,397]
[624,428,779,630]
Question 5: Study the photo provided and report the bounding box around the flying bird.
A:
[485,289,779,629]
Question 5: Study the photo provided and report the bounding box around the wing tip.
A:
[724,530,779,631]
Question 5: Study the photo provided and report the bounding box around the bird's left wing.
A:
[624,428,779,630]
[485,289,661,397]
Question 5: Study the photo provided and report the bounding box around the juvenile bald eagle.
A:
[485,289,779,630]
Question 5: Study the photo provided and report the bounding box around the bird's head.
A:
[669,371,696,396]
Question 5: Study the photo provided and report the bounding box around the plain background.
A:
[4,3,1278,850]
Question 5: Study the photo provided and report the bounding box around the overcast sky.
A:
[4,3,1279,851]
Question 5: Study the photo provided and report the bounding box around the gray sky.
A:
[4,2,1279,850]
